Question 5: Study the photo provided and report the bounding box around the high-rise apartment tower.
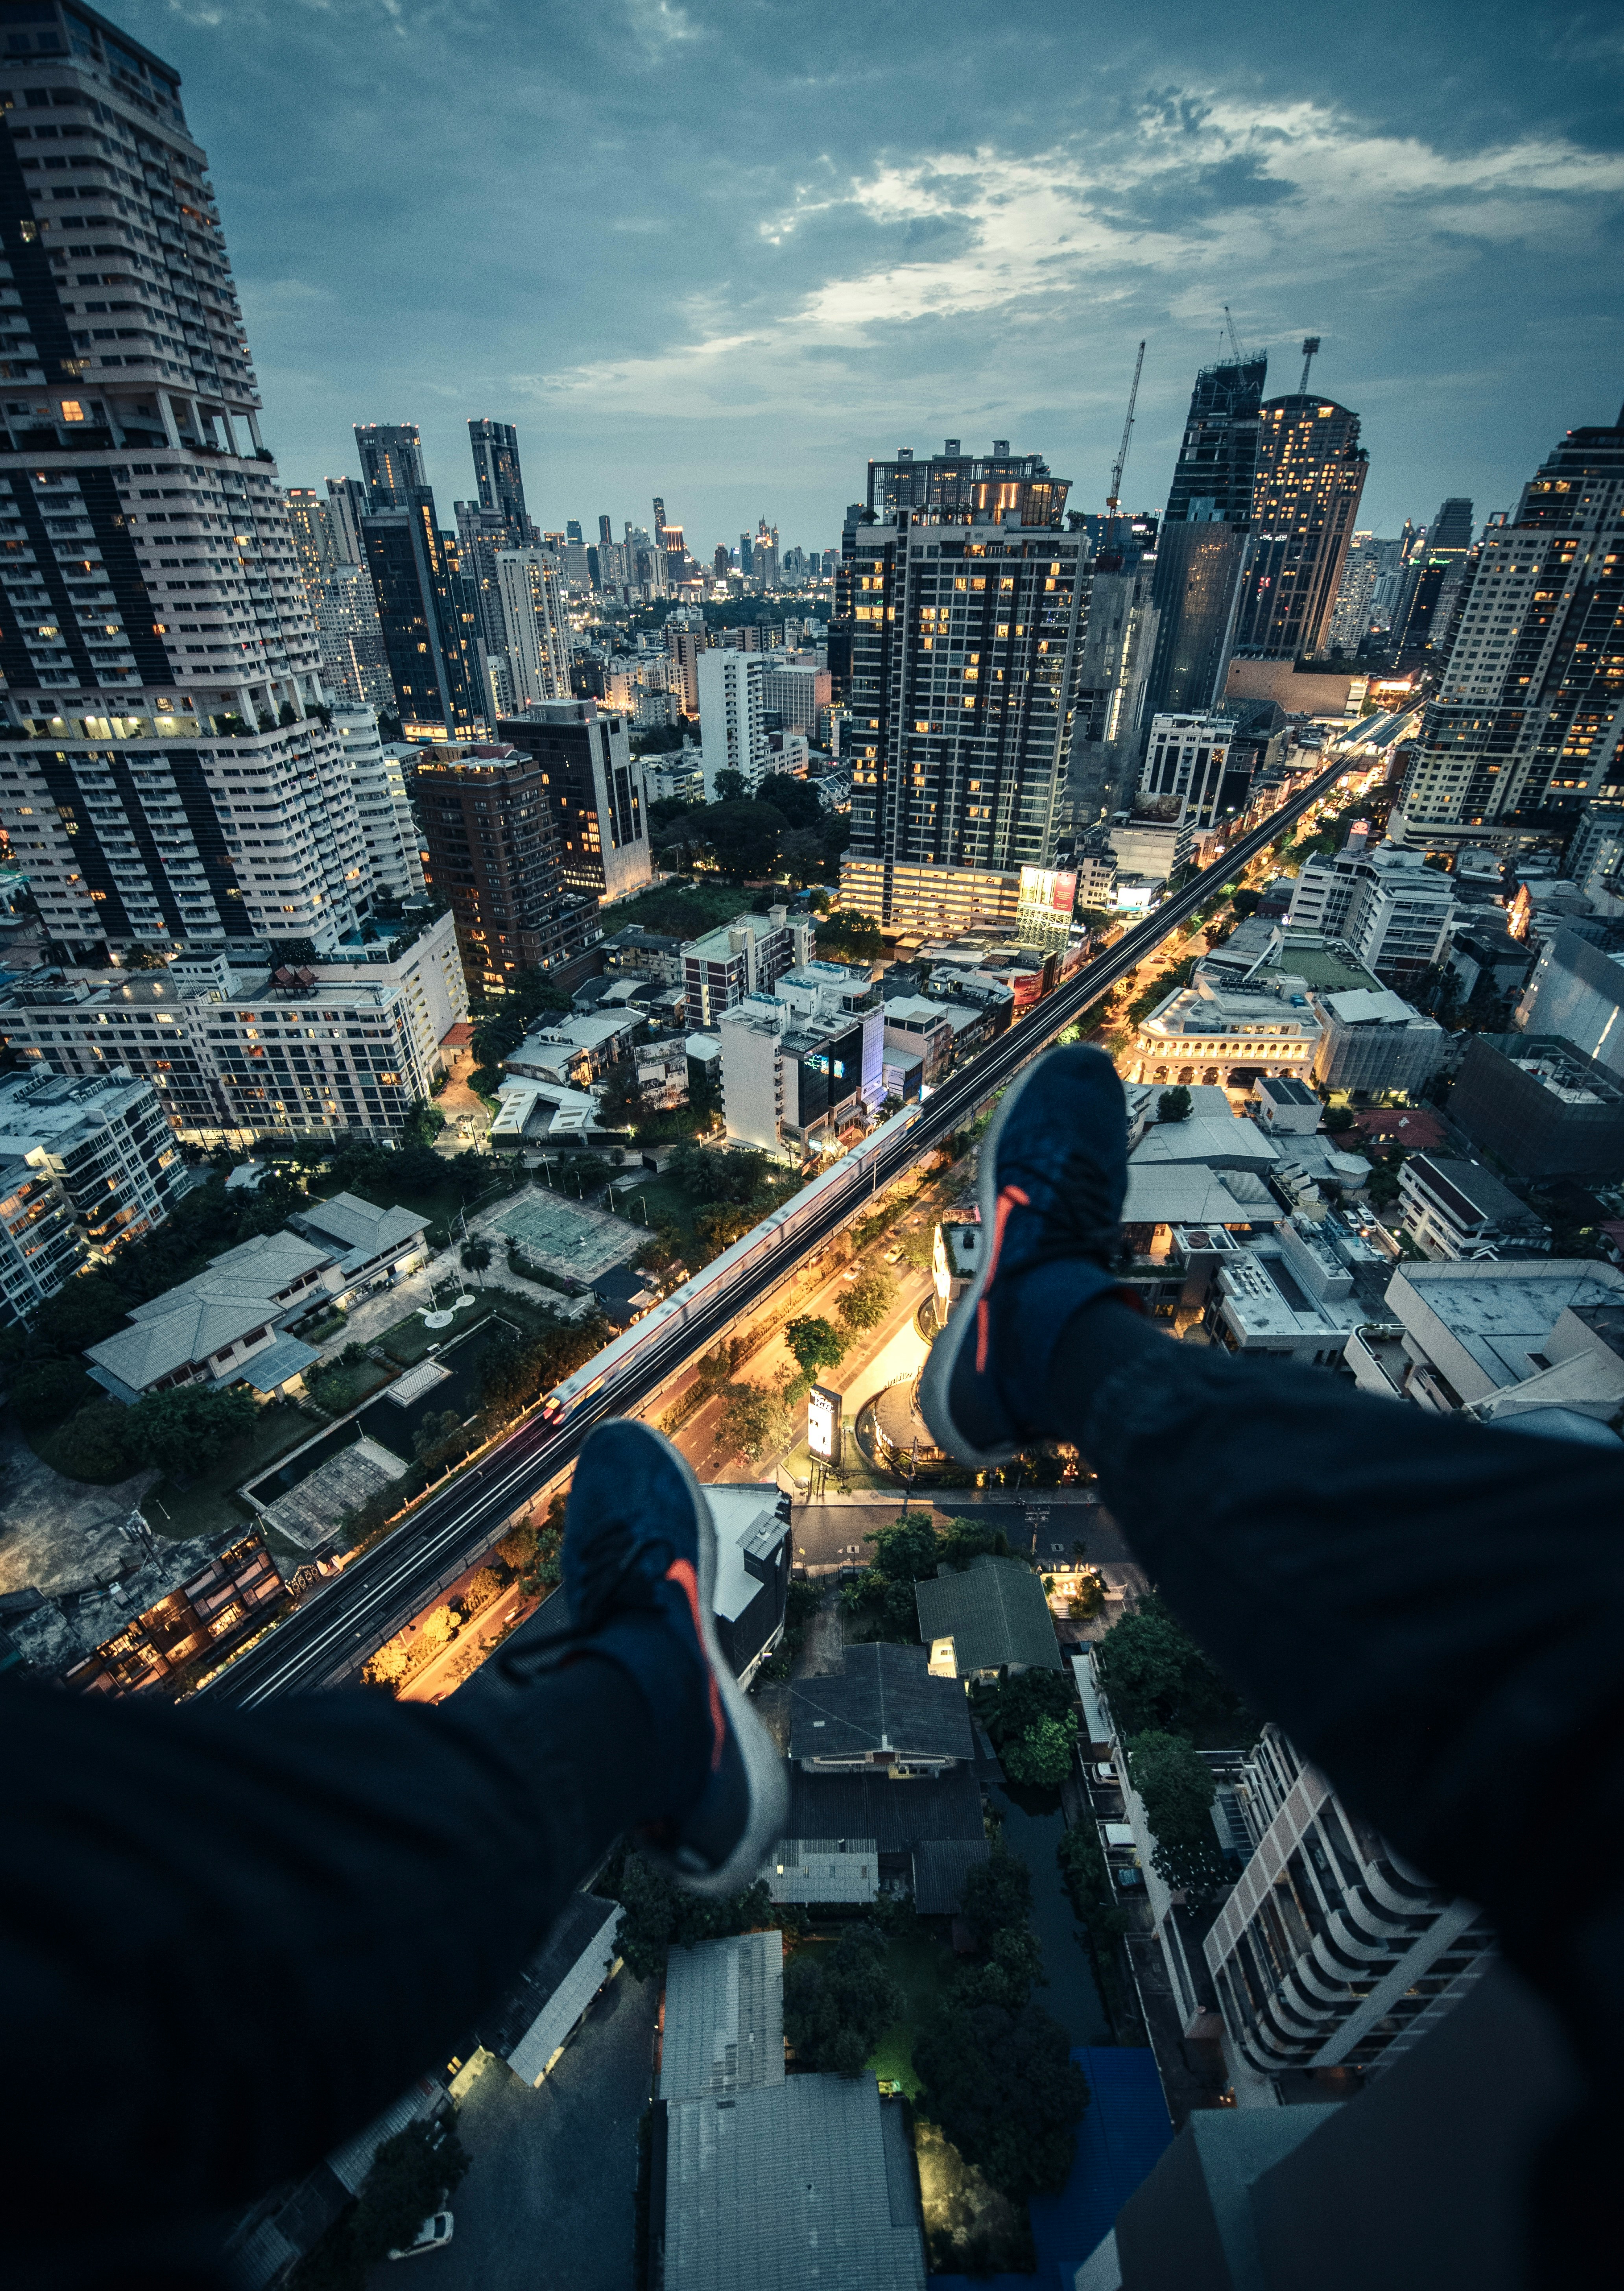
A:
[1398,411,1624,848]
[469,418,527,548]
[355,422,427,510]
[1232,393,1367,660]
[0,1,369,957]
[1140,357,1266,734]
[837,441,1090,935]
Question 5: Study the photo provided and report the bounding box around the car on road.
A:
[389,2212,454,2260]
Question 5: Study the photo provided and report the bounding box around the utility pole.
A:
[1105,339,1146,518]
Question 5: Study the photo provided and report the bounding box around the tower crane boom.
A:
[1105,339,1146,515]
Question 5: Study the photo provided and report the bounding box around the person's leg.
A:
[7,1418,785,2290]
[919,1047,1624,2089]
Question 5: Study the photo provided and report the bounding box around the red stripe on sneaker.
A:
[975,1184,1030,1374]
[666,1557,726,1772]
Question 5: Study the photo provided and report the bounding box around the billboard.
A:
[1018,865,1078,915]
[807,1385,843,1464]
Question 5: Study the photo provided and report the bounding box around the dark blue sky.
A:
[129,0,1624,555]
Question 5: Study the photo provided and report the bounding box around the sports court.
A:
[493,1190,642,1284]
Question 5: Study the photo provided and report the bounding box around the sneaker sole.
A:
[918,1053,1055,1469]
[618,1422,789,1897]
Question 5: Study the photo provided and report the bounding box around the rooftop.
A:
[786,1759,985,1853]
[914,1551,1063,1675]
[658,1932,785,2103]
[788,1640,973,1764]
[1390,1260,1624,1390]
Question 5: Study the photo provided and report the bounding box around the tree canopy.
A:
[784,1314,847,1379]
[782,1923,903,2077]
[816,906,884,963]
[914,2002,1089,2201]
[1094,1594,1252,1745]
[1126,1729,1232,1903]
[1000,1711,1078,1789]
[836,1267,894,1333]
[126,1383,258,1475]
[606,1849,783,1981]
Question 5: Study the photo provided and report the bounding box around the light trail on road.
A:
[201,755,1351,1707]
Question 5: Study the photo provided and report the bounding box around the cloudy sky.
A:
[129,0,1624,557]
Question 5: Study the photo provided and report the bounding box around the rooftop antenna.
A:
[1223,305,1244,361]
[1299,335,1321,394]
[1105,340,1146,516]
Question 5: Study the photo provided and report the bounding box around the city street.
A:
[365,1973,658,2291]
[788,1492,1144,1577]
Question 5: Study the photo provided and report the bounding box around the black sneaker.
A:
[919,1045,1136,1465]
[565,1419,787,1895]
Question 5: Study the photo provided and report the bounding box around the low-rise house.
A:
[601,923,685,985]
[659,1931,784,2102]
[1397,1153,1548,1260]
[759,1838,880,1907]
[287,1190,429,1297]
[932,1219,982,1319]
[1251,1075,1321,1134]
[881,994,956,1088]
[1346,1258,1624,1432]
[84,1230,336,1404]
[914,1551,1063,1682]
[467,1892,621,2090]
[504,1009,643,1088]
[789,1641,973,1775]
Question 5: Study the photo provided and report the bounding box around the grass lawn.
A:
[375,1289,566,1368]
[141,1402,319,1542]
[618,1165,803,1260]
[304,1358,395,1414]
[605,879,755,940]
[866,1929,954,2097]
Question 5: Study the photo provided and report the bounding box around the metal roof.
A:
[911,1838,991,1914]
[663,2077,925,2290]
[789,1642,973,1765]
[659,1932,785,2103]
[914,1553,1064,1675]
[476,1892,620,2086]
[786,1759,985,1854]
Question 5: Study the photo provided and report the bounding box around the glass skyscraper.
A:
[1232,394,1367,660]
[469,416,528,547]
[0,0,368,956]
[1399,411,1624,846]
[1140,356,1267,731]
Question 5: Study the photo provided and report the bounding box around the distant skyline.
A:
[124,0,1624,555]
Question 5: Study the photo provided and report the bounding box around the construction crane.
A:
[1299,334,1321,394]
[1223,304,1243,361]
[1105,339,1146,516]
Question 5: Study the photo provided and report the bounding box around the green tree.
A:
[1002,1711,1080,1789]
[607,1849,779,1980]
[935,1514,1011,1572]
[1324,1103,1356,1133]
[1094,1595,1251,1743]
[460,1236,493,1283]
[960,1847,1033,1947]
[712,766,749,803]
[1231,888,1262,920]
[125,1383,257,1474]
[702,798,786,879]
[972,1667,1075,1750]
[914,2001,1089,2200]
[1125,1729,1232,1902]
[783,1923,904,2077]
[9,1356,94,1421]
[1157,1086,1192,1123]
[48,1400,135,1483]
[815,906,884,963]
[716,1379,792,1463]
[784,1315,847,1380]
[836,1267,894,1333]
[1057,1823,1130,1948]
[670,1139,770,1205]
[351,2121,470,2266]
[694,1199,763,1256]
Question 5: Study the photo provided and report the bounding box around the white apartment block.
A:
[328,708,426,904]
[0,31,374,965]
[1286,834,1456,981]
[681,907,812,1027]
[495,549,570,708]
[0,911,467,1147]
[1395,1152,1549,1261]
[314,563,395,716]
[718,964,884,1155]
[1345,1256,1624,1430]
[1130,967,1321,1086]
[1311,986,1446,1095]
[698,647,773,796]
[1137,712,1233,831]
[760,652,832,741]
[0,1063,185,1326]
[1205,1725,1495,2095]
